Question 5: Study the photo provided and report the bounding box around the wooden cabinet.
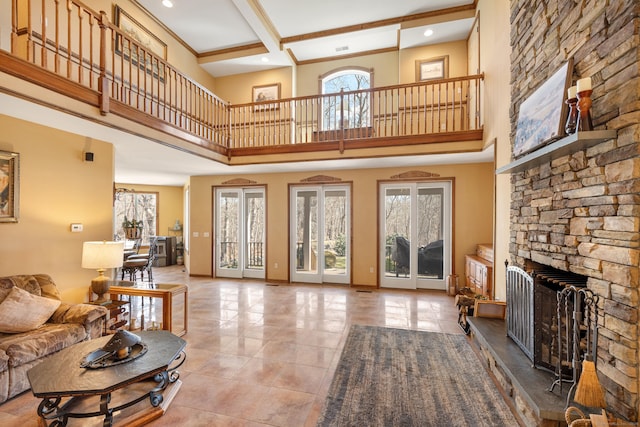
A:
[465,244,493,297]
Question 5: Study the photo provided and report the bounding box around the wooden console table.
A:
[109,283,188,337]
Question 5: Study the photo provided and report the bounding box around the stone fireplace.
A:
[508,0,639,422]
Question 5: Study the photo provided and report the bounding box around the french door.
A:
[290,185,350,284]
[215,187,265,279]
[379,181,451,290]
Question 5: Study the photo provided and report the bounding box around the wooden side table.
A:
[109,283,188,337]
[89,297,130,335]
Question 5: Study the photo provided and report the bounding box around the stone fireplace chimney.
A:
[508,0,639,422]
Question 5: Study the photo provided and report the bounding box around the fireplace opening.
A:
[534,267,588,374]
[506,261,592,377]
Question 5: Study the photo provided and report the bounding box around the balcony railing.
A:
[5,0,483,156]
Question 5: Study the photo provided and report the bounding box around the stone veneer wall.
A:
[509,0,639,421]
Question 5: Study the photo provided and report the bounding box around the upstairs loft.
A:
[1,0,485,165]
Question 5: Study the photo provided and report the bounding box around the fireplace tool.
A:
[548,285,599,408]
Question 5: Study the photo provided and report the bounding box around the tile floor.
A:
[0,266,463,426]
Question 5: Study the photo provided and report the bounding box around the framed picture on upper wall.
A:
[114,6,167,59]
[114,5,167,80]
[0,150,19,223]
[415,56,449,81]
[513,59,573,158]
[252,83,281,110]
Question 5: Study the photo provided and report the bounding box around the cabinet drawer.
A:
[464,254,493,297]
[476,244,494,263]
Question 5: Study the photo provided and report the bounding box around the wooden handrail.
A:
[6,0,483,156]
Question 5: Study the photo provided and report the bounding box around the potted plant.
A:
[122,217,143,239]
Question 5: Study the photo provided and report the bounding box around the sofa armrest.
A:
[50,303,108,339]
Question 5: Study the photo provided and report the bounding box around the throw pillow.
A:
[0,278,13,304]
[0,286,61,333]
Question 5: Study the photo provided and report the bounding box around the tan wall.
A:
[214,67,294,104]
[187,163,494,286]
[0,114,114,302]
[215,42,467,109]
[475,0,511,300]
[114,183,184,240]
[399,40,469,84]
[296,51,399,96]
[215,50,402,105]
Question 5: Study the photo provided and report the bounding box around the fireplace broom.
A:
[574,317,606,409]
[573,354,606,408]
[571,291,606,410]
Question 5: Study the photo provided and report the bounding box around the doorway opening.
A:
[379,181,451,290]
[290,184,351,284]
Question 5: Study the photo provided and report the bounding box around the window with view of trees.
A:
[114,190,158,244]
[321,68,371,131]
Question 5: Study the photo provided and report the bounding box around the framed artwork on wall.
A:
[114,6,167,80]
[513,59,573,158]
[415,56,449,81]
[114,6,167,59]
[252,83,281,110]
[0,150,19,223]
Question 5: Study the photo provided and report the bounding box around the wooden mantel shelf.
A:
[496,130,617,174]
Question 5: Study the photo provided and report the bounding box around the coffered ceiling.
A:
[134,0,476,77]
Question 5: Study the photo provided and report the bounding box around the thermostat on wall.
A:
[70,223,83,232]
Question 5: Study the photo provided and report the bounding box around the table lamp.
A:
[82,241,124,304]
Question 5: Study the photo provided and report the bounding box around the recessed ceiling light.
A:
[423,29,434,37]
[261,57,269,63]
[162,0,173,8]
[335,46,349,52]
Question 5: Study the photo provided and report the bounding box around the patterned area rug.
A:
[317,325,519,427]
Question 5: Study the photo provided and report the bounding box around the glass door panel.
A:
[215,187,265,279]
[291,185,350,284]
[322,188,349,283]
[416,187,446,288]
[217,190,240,277]
[381,186,413,288]
[243,190,265,278]
[292,188,320,282]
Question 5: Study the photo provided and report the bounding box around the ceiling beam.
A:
[280,4,476,47]
[231,0,295,66]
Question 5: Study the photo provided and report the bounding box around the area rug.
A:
[317,325,518,427]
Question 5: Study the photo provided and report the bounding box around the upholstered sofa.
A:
[0,274,108,402]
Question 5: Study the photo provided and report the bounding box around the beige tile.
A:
[198,353,252,378]
[232,358,287,385]
[1,265,461,427]
[251,387,315,426]
[270,364,327,394]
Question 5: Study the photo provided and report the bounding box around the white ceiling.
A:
[2,1,492,187]
[135,0,476,77]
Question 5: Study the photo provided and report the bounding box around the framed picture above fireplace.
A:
[513,59,573,158]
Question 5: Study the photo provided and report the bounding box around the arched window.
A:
[320,67,372,131]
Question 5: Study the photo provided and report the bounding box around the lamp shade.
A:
[82,241,124,269]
